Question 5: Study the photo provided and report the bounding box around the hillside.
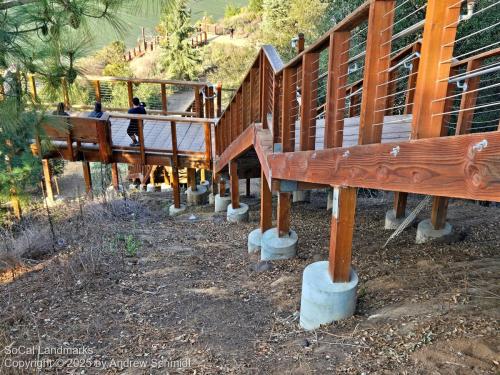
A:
[88,0,248,52]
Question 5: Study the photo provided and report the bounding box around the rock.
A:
[250,261,273,273]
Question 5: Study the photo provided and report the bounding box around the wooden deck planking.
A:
[293,115,412,150]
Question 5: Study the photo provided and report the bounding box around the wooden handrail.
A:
[83,75,207,87]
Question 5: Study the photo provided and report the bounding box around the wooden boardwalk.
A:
[110,117,207,152]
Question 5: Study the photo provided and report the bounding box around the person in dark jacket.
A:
[127,97,146,146]
[88,102,104,118]
[53,102,69,116]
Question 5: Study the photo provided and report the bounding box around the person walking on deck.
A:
[127,97,146,146]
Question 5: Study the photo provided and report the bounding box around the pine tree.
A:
[158,0,200,80]
[0,0,171,218]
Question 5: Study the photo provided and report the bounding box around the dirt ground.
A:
[0,182,498,374]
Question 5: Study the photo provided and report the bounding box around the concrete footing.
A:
[168,204,186,216]
[208,193,215,205]
[186,185,208,206]
[247,228,263,254]
[416,219,452,244]
[261,228,298,261]
[214,194,231,212]
[299,261,358,330]
[227,203,249,223]
[384,209,411,230]
[293,190,310,203]
[146,183,155,192]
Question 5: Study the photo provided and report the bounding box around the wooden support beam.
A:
[194,87,202,117]
[42,159,54,203]
[300,52,320,151]
[187,167,197,191]
[411,0,462,228]
[329,186,357,282]
[250,67,259,123]
[403,42,421,115]
[111,163,119,190]
[200,168,206,183]
[431,196,449,230]
[82,161,93,198]
[358,0,395,145]
[411,0,461,139]
[325,31,350,148]
[216,82,222,117]
[204,122,212,163]
[260,170,272,232]
[272,74,281,144]
[229,159,240,209]
[268,131,500,202]
[277,192,291,237]
[393,192,408,219]
[172,167,181,208]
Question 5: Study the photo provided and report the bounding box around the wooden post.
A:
[42,159,54,203]
[431,196,449,230]
[404,42,421,114]
[127,81,134,108]
[300,52,320,150]
[170,120,181,208]
[172,167,181,208]
[187,168,197,191]
[194,87,202,117]
[456,59,482,135]
[94,80,101,102]
[111,163,119,190]
[272,74,281,144]
[325,31,351,148]
[411,0,462,229]
[411,0,461,139]
[281,67,297,152]
[358,0,395,145]
[249,67,259,122]
[277,192,291,237]
[297,33,305,54]
[204,122,212,163]
[393,192,408,219]
[137,119,145,165]
[260,170,272,233]
[246,178,251,197]
[161,83,167,115]
[329,186,357,282]
[216,82,222,117]
[82,161,93,198]
[200,169,206,182]
[229,160,240,209]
